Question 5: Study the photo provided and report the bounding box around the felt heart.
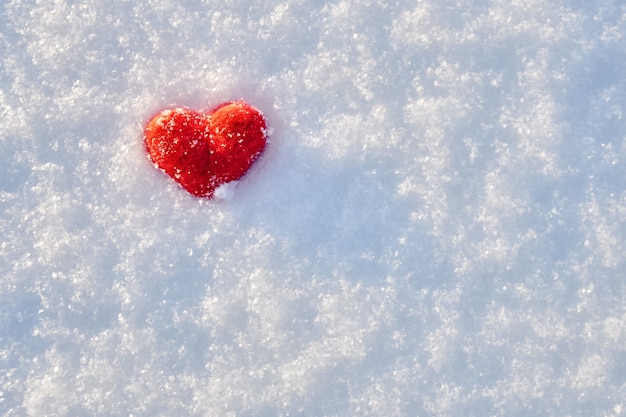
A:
[144,100,267,198]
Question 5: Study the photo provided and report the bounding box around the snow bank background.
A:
[1,0,625,415]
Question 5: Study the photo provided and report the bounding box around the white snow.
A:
[1,0,626,416]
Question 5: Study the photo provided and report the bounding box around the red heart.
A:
[144,101,267,198]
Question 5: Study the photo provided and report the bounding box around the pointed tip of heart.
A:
[144,100,268,199]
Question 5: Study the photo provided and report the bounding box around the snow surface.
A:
[1,0,626,416]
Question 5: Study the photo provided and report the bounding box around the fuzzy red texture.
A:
[144,101,267,198]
